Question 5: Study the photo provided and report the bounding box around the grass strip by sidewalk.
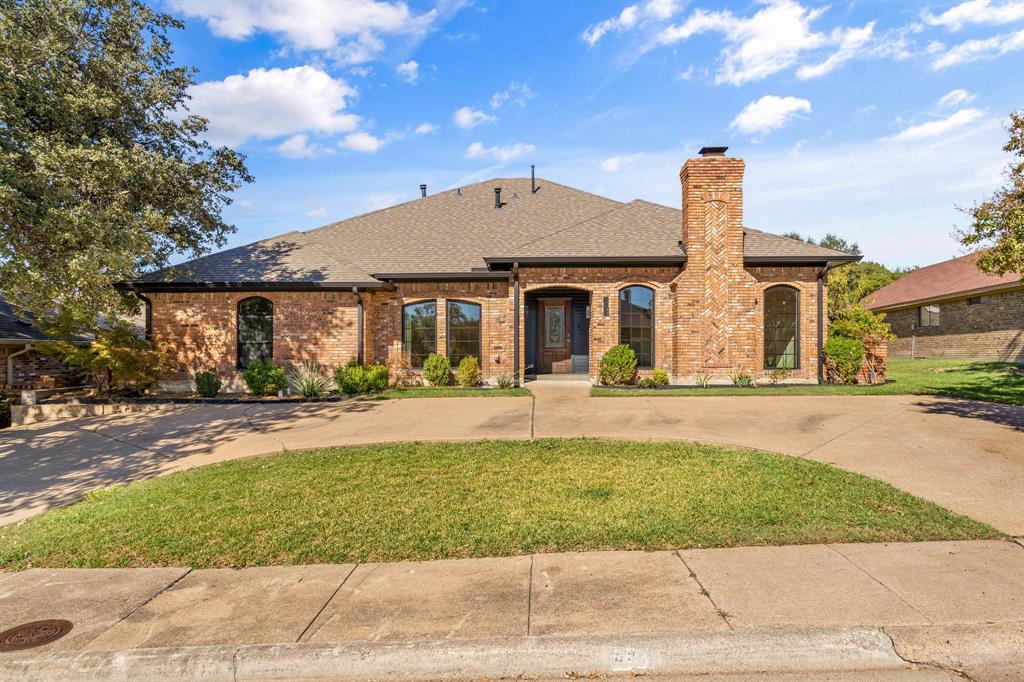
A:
[592,359,1024,405]
[363,386,532,400]
[0,439,999,570]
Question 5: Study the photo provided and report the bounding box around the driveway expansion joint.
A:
[674,551,733,630]
[297,563,359,643]
[825,544,932,624]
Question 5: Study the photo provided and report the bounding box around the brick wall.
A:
[0,343,80,388]
[881,287,1024,361]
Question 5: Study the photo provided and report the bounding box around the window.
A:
[544,305,565,347]
[447,300,481,367]
[237,297,274,369]
[402,301,437,368]
[619,286,654,368]
[918,305,940,327]
[764,286,799,370]
[967,296,989,306]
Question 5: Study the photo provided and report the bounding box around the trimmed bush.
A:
[335,363,368,394]
[830,305,895,342]
[825,335,865,384]
[651,368,669,387]
[289,360,330,398]
[365,364,389,393]
[194,369,221,398]
[455,356,481,387]
[599,344,638,386]
[423,353,452,387]
[242,359,287,397]
[637,377,657,388]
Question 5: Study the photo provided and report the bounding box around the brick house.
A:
[865,252,1023,361]
[126,148,860,389]
[0,296,79,389]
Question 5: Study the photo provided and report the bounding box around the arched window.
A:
[619,285,654,368]
[447,300,481,367]
[403,300,437,368]
[237,297,274,369]
[764,286,800,369]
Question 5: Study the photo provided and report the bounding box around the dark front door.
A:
[539,299,571,373]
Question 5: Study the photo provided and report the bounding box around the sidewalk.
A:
[2,539,1022,680]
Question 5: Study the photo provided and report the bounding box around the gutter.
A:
[512,262,520,387]
[117,281,395,293]
[867,280,1023,313]
[6,343,33,388]
[352,287,364,365]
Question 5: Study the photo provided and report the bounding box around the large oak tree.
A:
[0,0,251,332]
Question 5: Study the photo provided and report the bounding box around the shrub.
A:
[730,372,753,387]
[696,373,711,388]
[0,393,12,429]
[40,323,169,395]
[830,305,896,341]
[637,377,657,388]
[455,356,481,387]
[335,363,368,394]
[824,335,865,384]
[242,359,287,397]
[194,369,221,398]
[288,360,330,399]
[767,368,790,385]
[423,353,452,387]
[651,368,669,387]
[496,373,515,389]
[599,344,638,386]
[365,364,389,393]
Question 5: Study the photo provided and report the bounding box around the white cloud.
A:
[414,122,439,135]
[490,82,536,109]
[931,28,1024,69]
[453,106,497,129]
[730,95,812,137]
[582,0,678,45]
[923,0,1024,31]
[396,60,419,84]
[938,88,976,108]
[305,207,328,219]
[465,141,535,163]
[339,131,398,153]
[656,0,876,85]
[600,155,638,172]
[857,104,878,116]
[675,65,696,80]
[186,66,359,147]
[276,133,322,158]
[882,108,984,141]
[168,0,437,64]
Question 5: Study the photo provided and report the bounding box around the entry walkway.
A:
[1,384,1022,533]
[1,540,1021,680]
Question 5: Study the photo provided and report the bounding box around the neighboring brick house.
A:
[865,252,1023,361]
[0,297,79,389]
[125,148,860,389]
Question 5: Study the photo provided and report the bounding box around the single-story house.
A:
[865,252,1023,361]
[125,148,860,388]
[0,297,79,389]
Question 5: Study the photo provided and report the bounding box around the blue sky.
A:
[161,0,1024,268]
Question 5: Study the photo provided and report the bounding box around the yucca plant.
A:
[288,360,330,398]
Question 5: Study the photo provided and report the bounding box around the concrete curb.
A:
[1,627,908,681]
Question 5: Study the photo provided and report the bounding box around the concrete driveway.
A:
[2,383,1022,533]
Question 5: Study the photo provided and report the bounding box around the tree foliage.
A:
[0,0,252,333]
[958,110,1024,276]
[40,323,169,394]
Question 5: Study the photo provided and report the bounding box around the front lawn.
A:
[0,439,998,569]
[363,386,532,400]
[592,359,1024,405]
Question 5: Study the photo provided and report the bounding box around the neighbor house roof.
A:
[865,252,1022,311]
[0,296,55,343]
[130,177,858,290]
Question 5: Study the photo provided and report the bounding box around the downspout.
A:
[352,287,364,365]
[137,293,153,340]
[817,261,833,383]
[7,343,32,388]
[512,262,520,387]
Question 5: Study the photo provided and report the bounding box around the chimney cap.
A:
[698,146,728,157]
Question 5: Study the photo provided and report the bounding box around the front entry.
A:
[538,299,572,374]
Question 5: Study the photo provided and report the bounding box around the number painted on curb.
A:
[611,647,652,671]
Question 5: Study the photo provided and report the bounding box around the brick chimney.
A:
[680,146,745,370]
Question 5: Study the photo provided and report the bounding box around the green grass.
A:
[363,386,532,400]
[592,359,1024,405]
[0,439,998,570]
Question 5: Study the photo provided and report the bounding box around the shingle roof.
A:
[131,176,858,287]
[0,296,54,343]
[865,252,1022,311]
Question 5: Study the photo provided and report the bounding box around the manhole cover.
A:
[0,620,73,652]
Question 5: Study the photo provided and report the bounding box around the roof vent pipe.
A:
[419,184,427,197]
[531,165,536,193]
[494,187,502,208]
